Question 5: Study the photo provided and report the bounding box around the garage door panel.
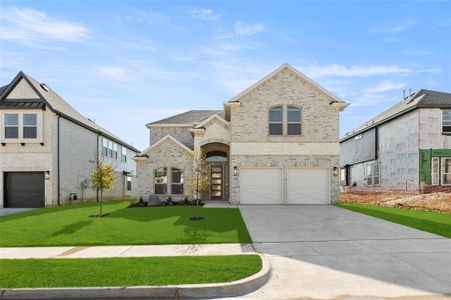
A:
[288,169,329,205]
[6,172,45,208]
[240,168,282,204]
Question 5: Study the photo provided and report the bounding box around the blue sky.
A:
[1,1,450,150]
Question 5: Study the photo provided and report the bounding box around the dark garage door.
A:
[5,172,45,208]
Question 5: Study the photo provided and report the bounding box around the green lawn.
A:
[0,255,261,288]
[0,201,252,247]
[338,203,451,238]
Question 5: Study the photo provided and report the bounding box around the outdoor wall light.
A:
[45,170,51,180]
[233,166,238,176]
[333,167,339,177]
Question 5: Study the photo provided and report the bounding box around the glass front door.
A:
[211,165,223,199]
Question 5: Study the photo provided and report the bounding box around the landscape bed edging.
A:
[0,255,270,299]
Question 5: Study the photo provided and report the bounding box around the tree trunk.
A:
[196,172,199,207]
[100,189,103,216]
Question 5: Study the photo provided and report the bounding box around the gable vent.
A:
[40,83,49,92]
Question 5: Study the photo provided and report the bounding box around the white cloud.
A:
[124,9,167,23]
[216,21,264,39]
[0,7,89,44]
[234,21,264,36]
[201,41,260,56]
[190,8,220,21]
[370,20,415,34]
[403,50,434,56]
[300,64,413,78]
[364,81,406,94]
[95,66,130,81]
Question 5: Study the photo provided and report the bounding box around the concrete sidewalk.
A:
[0,243,255,259]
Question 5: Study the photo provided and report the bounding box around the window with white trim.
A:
[441,158,451,185]
[102,138,108,157]
[23,114,37,139]
[432,157,440,185]
[121,147,127,162]
[126,176,132,191]
[1,112,41,142]
[443,110,451,133]
[113,143,118,160]
[366,163,380,185]
[4,113,19,139]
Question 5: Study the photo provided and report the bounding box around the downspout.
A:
[57,114,61,206]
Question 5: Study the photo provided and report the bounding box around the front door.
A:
[211,166,223,199]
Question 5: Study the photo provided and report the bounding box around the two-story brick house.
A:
[135,64,349,204]
[0,72,139,208]
[340,89,451,190]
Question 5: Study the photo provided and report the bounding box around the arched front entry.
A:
[201,142,229,201]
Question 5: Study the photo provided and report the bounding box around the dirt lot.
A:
[340,191,451,213]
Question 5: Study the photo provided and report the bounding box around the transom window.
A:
[366,163,380,185]
[442,110,451,133]
[287,106,301,135]
[269,106,283,135]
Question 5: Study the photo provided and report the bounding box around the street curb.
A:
[0,255,270,299]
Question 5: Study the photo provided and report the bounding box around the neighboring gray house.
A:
[0,72,139,208]
[340,89,451,190]
[135,64,349,204]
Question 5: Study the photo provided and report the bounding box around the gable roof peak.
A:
[226,63,347,104]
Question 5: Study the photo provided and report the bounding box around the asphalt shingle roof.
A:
[0,72,139,152]
[341,89,451,142]
[148,110,223,125]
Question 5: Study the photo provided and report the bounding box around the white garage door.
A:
[240,168,282,204]
[287,169,329,204]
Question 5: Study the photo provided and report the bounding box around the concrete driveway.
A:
[239,205,451,299]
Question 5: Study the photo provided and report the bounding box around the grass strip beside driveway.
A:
[0,255,262,288]
[338,203,451,238]
[0,201,252,247]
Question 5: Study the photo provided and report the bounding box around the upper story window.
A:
[23,114,37,139]
[4,113,19,139]
[442,110,451,133]
[2,112,40,142]
[121,147,127,162]
[113,143,118,160]
[269,106,283,135]
[287,106,301,135]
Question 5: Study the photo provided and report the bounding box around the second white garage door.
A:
[287,168,329,204]
[240,168,282,204]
